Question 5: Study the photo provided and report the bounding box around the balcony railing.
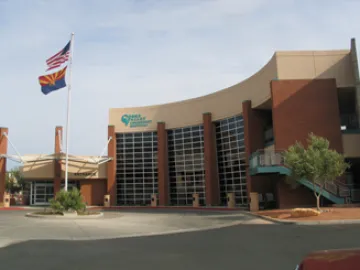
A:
[250,150,285,170]
[351,189,360,202]
[250,150,352,201]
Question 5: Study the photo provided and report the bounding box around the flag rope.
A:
[64,32,75,192]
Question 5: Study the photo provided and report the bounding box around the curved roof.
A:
[110,48,355,132]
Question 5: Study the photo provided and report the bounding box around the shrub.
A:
[49,188,86,213]
[291,208,320,218]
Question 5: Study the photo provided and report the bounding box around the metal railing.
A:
[250,150,352,201]
[351,189,360,202]
[340,114,359,130]
[250,150,285,170]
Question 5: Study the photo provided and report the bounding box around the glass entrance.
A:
[33,182,54,205]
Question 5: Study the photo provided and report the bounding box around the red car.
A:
[296,248,360,269]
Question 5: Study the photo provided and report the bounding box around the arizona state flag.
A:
[38,66,67,95]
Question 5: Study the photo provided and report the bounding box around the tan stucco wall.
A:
[110,49,355,132]
[60,160,107,180]
[21,155,107,180]
[276,50,355,87]
[342,133,360,158]
[109,54,278,132]
[21,160,54,179]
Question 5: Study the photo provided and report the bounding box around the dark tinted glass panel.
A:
[167,125,205,206]
[215,115,248,206]
[116,132,158,205]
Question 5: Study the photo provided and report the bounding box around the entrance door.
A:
[33,183,54,205]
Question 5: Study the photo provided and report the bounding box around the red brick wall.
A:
[271,79,343,207]
[157,122,169,205]
[107,125,116,206]
[271,79,343,152]
[243,101,267,154]
[54,126,62,195]
[242,101,269,196]
[203,113,220,205]
[251,175,275,194]
[80,179,107,206]
[276,177,315,209]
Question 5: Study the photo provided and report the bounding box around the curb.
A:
[242,211,292,225]
[0,207,27,211]
[25,212,104,219]
[243,212,360,225]
[97,206,246,211]
[3,206,247,212]
[292,219,360,225]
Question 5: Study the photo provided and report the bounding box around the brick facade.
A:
[271,79,344,208]
[276,177,315,208]
[80,179,107,206]
[157,122,169,205]
[271,79,343,152]
[54,126,62,196]
[16,79,349,209]
[242,101,275,196]
[107,125,117,206]
[203,113,220,206]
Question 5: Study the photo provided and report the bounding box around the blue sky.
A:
[0,0,359,169]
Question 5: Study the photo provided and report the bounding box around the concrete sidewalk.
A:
[245,211,360,225]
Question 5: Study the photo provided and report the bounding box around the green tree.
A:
[5,167,25,194]
[284,133,349,211]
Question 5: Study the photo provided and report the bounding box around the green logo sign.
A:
[121,114,152,128]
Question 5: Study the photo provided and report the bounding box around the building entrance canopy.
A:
[0,153,112,180]
[0,153,112,165]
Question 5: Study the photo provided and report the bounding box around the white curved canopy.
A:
[0,153,112,165]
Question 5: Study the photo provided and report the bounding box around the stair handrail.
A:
[251,150,352,198]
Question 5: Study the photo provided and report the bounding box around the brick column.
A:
[54,126,62,195]
[203,113,220,206]
[107,125,116,206]
[0,128,8,202]
[350,38,360,128]
[242,101,266,198]
[157,122,169,205]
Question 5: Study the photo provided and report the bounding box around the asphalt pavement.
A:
[0,210,359,270]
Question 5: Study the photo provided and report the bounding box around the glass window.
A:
[215,115,248,206]
[116,132,158,206]
[168,125,206,206]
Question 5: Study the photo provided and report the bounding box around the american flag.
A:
[46,41,71,71]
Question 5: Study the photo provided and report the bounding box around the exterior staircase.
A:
[249,150,359,205]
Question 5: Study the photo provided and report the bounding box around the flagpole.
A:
[64,32,75,192]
